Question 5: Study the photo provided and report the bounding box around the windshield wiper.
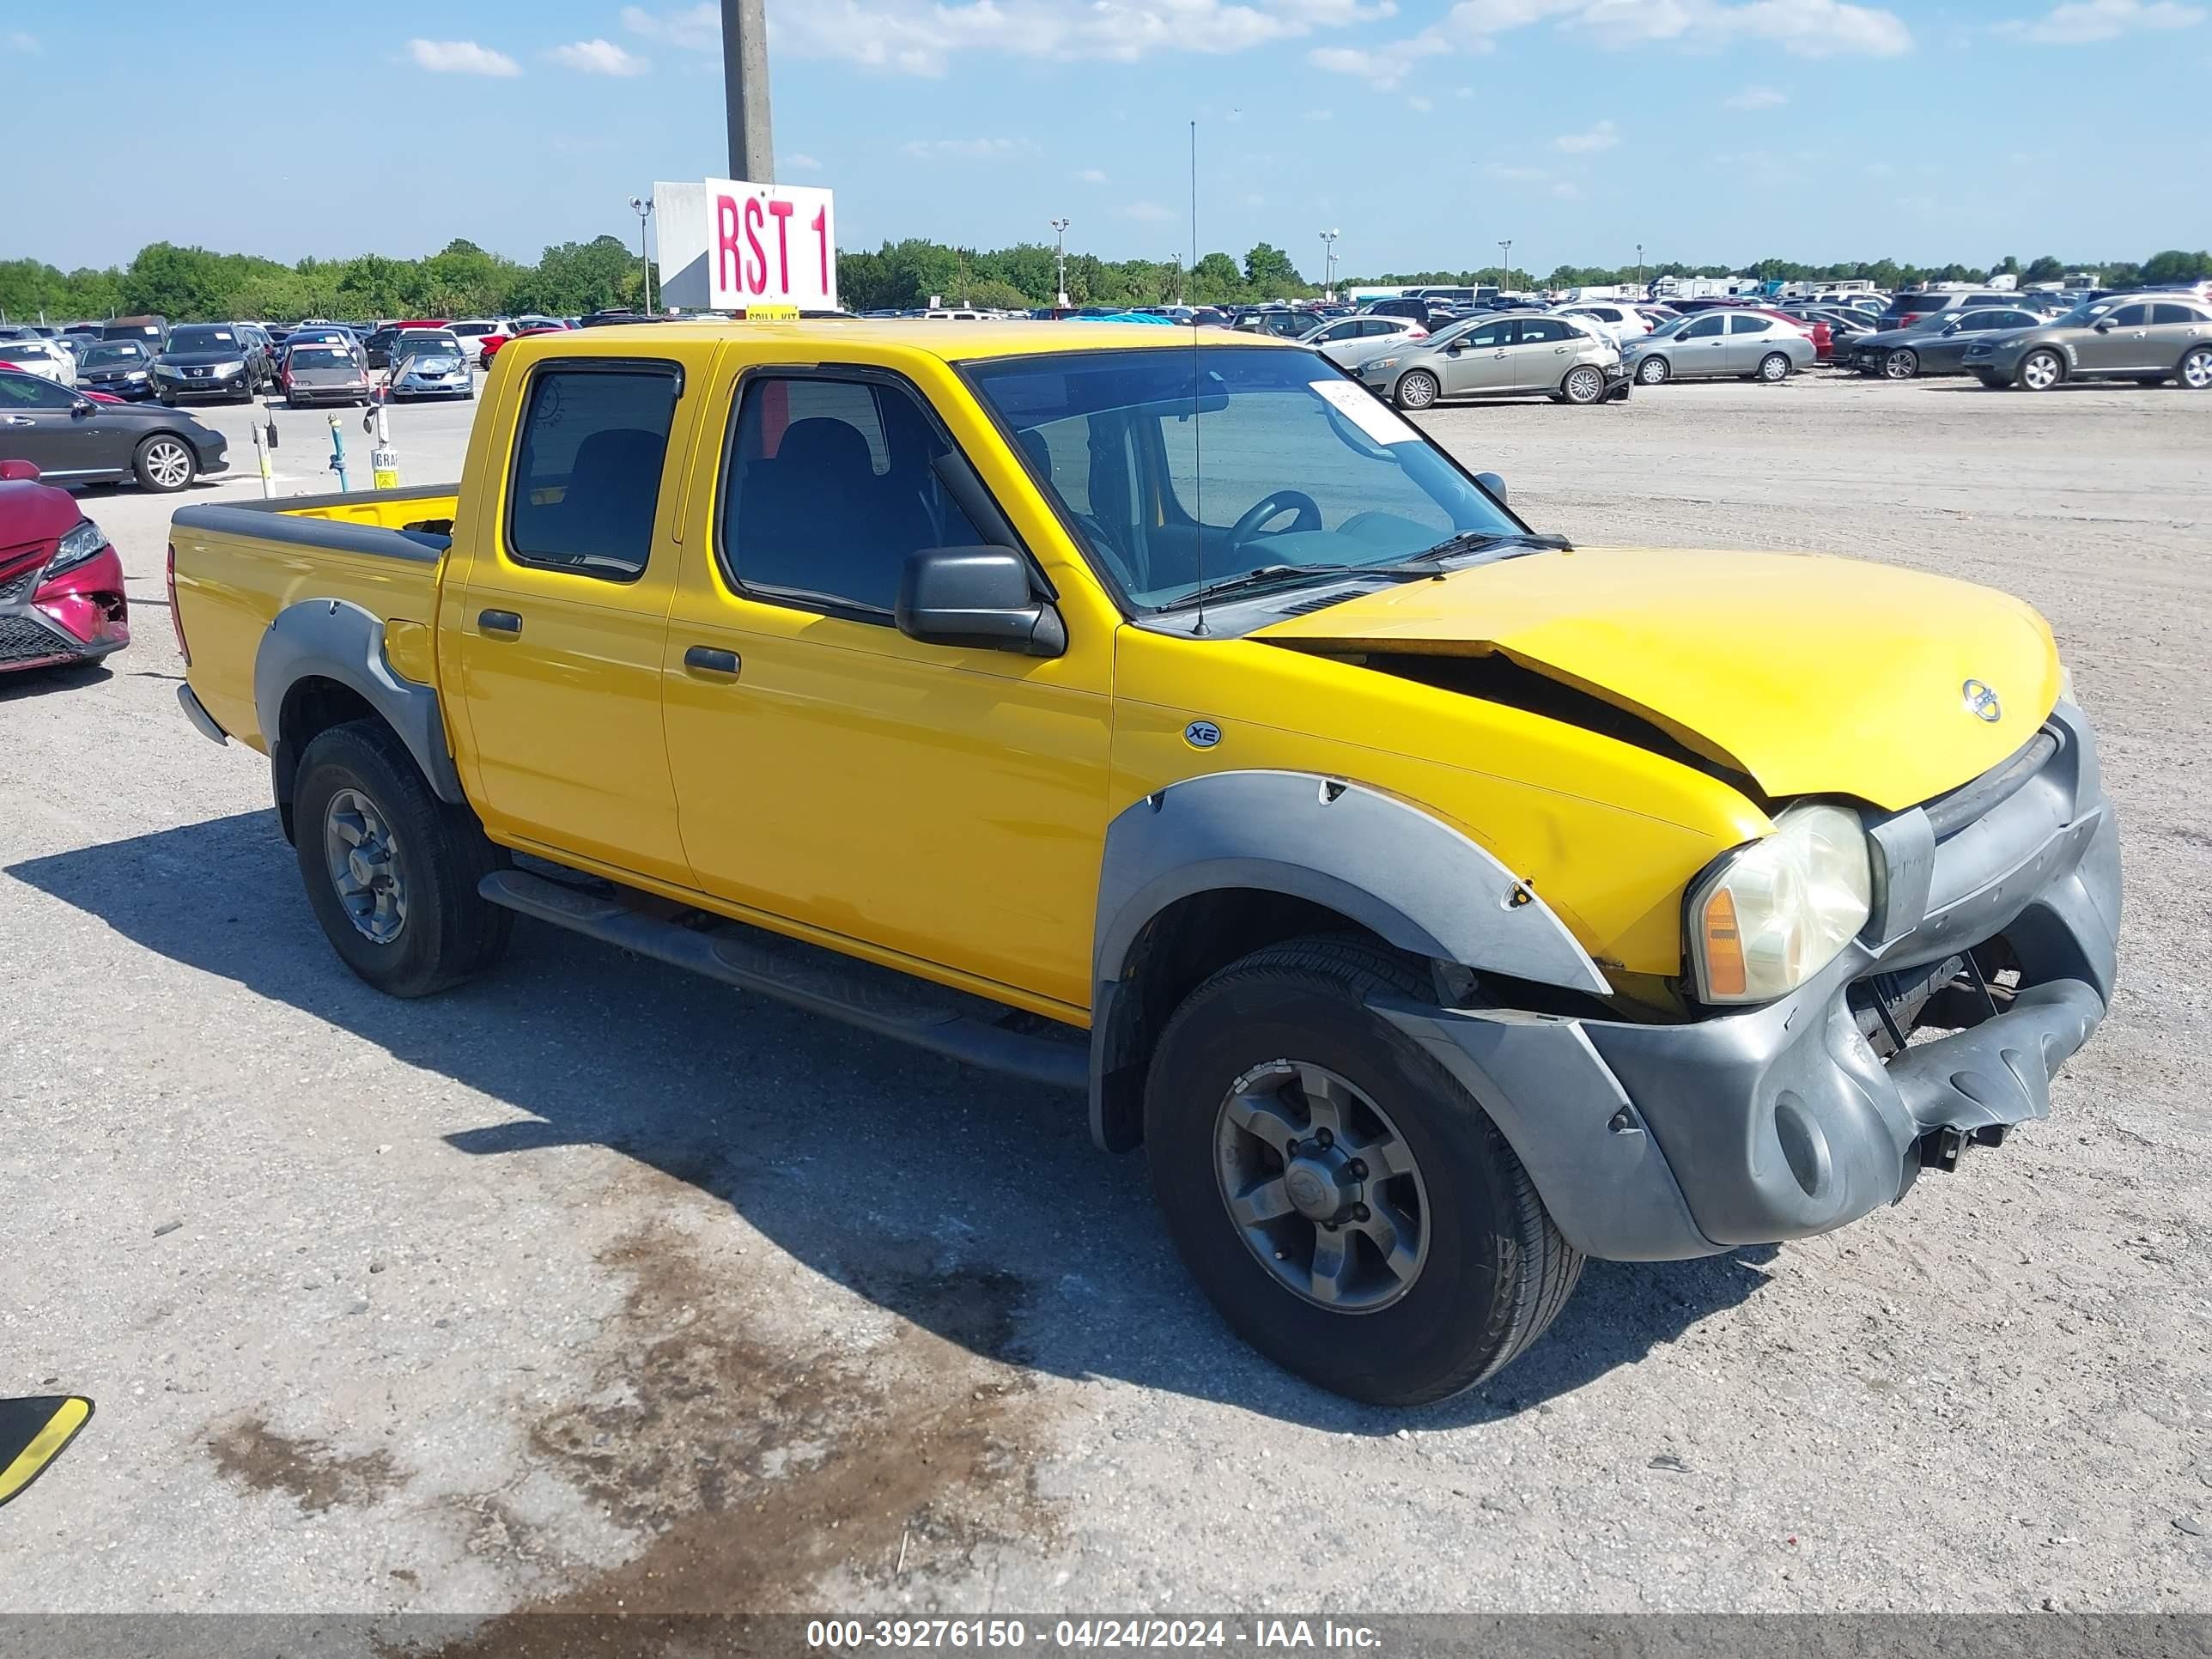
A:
[1164,563,1362,610]
[1407,529,1574,563]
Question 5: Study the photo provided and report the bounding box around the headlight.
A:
[214,360,245,376]
[125,370,148,380]
[1688,803,1870,1004]
[48,519,109,576]
[1370,356,1400,372]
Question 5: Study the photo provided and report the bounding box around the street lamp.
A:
[1050,217,1071,307]
[1498,240,1512,292]
[628,195,656,313]
[1635,242,1644,295]
[1319,228,1340,301]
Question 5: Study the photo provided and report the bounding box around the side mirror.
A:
[1474,471,1507,504]
[2094,320,2113,332]
[896,546,1065,657]
[70,401,95,420]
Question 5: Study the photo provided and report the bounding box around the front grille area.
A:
[0,552,46,605]
[0,613,69,665]
[1923,728,2063,839]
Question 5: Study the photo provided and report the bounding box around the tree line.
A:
[6,237,2209,325]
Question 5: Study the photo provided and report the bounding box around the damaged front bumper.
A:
[1380,701,2120,1261]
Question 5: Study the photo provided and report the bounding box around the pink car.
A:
[0,460,130,674]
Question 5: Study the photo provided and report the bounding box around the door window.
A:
[720,374,984,617]
[2106,305,2151,327]
[1458,319,1514,349]
[1515,318,1572,343]
[1729,314,1774,335]
[0,374,74,410]
[2151,304,2208,325]
[505,363,682,582]
[1681,316,1726,338]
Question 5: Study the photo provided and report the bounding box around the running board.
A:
[478,868,1087,1091]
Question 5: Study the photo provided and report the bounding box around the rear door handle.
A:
[477,609,522,639]
[684,645,741,678]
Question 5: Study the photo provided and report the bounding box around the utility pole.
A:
[1319,228,1340,301]
[1498,240,1512,292]
[629,196,655,312]
[721,0,775,181]
[1050,218,1070,307]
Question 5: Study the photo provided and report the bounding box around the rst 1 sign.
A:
[706,179,836,313]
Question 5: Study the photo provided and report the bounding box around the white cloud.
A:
[781,152,824,171]
[551,38,650,74]
[408,39,523,75]
[775,0,1393,76]
[1481,162,1552,181]
[1307,29,1454,87]
[3,29,37,51]
[1554,118,1618,151]
[1121,201,1176,222]
[902,137,1039,159]
[622,3,720,48]
[1077,167,1110,182]
[1997,0,2204,40]
[1725,83,1787,106]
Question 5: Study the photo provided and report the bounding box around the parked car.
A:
[1231,307,1317,340]
[67,339,158,400]
[1357,312,1630,408]
[1363,296,1467,332]
[1555,302,1656,344]
[1623,312,1817,385]
[100,313,169,350]
[1875,291,2018,331]
[1850,306,2049,380]
[273,325,356,370]
[387,331,473,401]
[447,319,513,364]
[361,326,405,369]
[477,325,568,365]
[281,343,374,407]
[0,339,78,387]
[164,319,2118,1407]
[1966,295,2212,391]
[0,372,228,492]
[152,323,265,404]
[1297,314,1428,369]
[0,462,129,674]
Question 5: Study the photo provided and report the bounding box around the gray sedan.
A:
[1622,312,1816,385]
[1353,313,1629,408]
[1849,307,2048,380]
[1964,295,2212,391]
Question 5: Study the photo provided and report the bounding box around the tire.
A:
[1636,355,1670,386]
[2179,345,2212,391]
[292,720,512,999]
[1560,364,1606,405]
[131,434,198,493]
[1975,373,2009,389]
[1143,938,1583,1406]
[2018,349,2064,392]
[1881,348,1919,380]
[1756,351,1792,383]
[1393,369,1438,411]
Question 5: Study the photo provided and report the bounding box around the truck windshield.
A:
[967,346,1519,611]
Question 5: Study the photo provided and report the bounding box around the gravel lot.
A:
[3,367,2209,1623]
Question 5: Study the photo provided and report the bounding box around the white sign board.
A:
[699,179,836,312]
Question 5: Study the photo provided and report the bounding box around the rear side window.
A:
[1516,318,1571,343]
[506,363,681,582]
[2152,303,2207,325]
[1729,315,1773,334]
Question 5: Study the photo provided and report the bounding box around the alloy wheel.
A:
[2182,348,2212,390]
[323,788,408,945]
[2021,352,2062,392]
[1883,349,1917,380]
[143,441,191,489]
[1565,367,1604,404]
[1212,1059,1431,1313]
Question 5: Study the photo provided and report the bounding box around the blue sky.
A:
[9,0,2209,277]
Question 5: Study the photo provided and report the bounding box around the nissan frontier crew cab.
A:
[168,320,2121,1406]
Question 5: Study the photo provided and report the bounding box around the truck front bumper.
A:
[1379,702,2120,1261]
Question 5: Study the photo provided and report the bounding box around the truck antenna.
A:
[1189,117,1208,638]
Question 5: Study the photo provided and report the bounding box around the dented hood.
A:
[1252,544,2060,811]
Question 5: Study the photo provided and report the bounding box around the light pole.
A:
[1319,228,1340,300]
[1635,242,1644,295]
[720,0,774,180]
[1498,240,1512,292]
[1050,218,1070,307]
[628,195,655,313]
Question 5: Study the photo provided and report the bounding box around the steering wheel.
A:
[1225,489,1323,550]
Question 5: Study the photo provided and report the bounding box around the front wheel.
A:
[1144,939,1583,1406]
[1560,364,1607,405]
[132,434,198,493]
[293,720,512,999]
[1882,348,1919,380]
[1636,355,1670,386]
[2019,349,2063,392]
[2179,345,2212,391]
[1756,351,1792,383]
[1393,369,1438,411]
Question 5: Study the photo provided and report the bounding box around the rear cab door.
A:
[443,338,720,888]
[1504,315,1578,391]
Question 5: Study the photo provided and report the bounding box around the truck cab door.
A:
[453,355,697,887]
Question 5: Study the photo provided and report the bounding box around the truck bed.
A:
[170,484,459,753]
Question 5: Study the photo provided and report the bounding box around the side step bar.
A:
[479,869,1087,1091]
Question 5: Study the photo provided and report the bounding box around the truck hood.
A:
[1251,544,2060,811]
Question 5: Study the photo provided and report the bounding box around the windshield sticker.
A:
[1310,379,1419,445]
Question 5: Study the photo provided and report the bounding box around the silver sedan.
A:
[1621,312,1817,385]
[1297,314,1431,371]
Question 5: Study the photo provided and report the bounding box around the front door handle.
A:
[477,609,522,639]
[0,416,32,427]
[684,645,741,678]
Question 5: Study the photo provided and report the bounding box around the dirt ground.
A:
[3,368,2208,1625]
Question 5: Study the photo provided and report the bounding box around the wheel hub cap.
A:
[324,788,406,945]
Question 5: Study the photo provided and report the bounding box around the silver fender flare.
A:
[253,598,465,810]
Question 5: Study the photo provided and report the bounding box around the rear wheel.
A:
[1757,351,1792,383]
[1882,347,1919,380]
[2019,349,2063,392]
[1394,369,1438,411]
[1560,364,1607,405]
[1144,939,1583,1405]
[1636,355,1670,386]
[132,434,197,493]
[2179,345,2212,391]
[292,720,512,999]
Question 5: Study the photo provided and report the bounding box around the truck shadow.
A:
[8,811,1773,1430]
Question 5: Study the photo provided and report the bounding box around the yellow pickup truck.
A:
[168,321,2120,1404]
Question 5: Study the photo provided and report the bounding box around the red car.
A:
[0,461,129,673]
[477,325,566,364]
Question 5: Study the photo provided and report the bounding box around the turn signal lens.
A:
[1689,804,1871,1005]
[1699,888,1747,1000]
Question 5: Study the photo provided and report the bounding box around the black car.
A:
[152,323,266,404]
[362,325,403,369]
[0,372,228,493]
[70,339,160,400]
[101,313,170,350]
[1364,296,1467,331]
